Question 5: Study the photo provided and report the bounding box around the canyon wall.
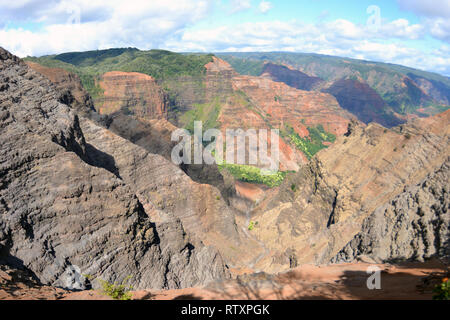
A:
[0,48,234,290]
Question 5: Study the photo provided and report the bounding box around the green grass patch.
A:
[218,163,287,187]
[248,221,258,231]
[98,276,133,300]
[180,97,222,134]
[283,124,336,160]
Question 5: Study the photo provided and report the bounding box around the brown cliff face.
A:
[248,110,449,273]
[200,58,355,171]
[324,79,405,128]
[0,48,235,290]
[96,71,168,119]
[231,75,353,136]
[25,61,95,115]
[205,57,236,100]
[261,62,325,91]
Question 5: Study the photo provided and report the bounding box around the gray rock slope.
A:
[0,47,229,290]
[333,159,449,263]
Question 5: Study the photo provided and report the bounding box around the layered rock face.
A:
[205,57,236,100]
[261,63,325,91]
[198,58,355,171]
[333,159,449,263]
[324,79,405,128]
[96,71,168,119]
[0,48,232,290]
[249,111,449,273]
[25,61,95,116]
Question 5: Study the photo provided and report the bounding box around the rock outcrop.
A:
[231,74,353,137]
[0,47,231,290]
[333,159,449,263]
[96,71,168,119]
[249,110,449,273]
[25,61,95,116]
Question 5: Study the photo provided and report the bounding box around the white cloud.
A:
[0,0,213,57]
[229,0,251,13]
[396,0,450,44]
[0,0,448,76]
[258,1,272,14]
[168,19,449,75]
[427,18,450,43]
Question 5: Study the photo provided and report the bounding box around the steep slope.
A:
[333,159,449,264]
[26,52,355,172]
[248,110,449,273]
[24,61,95,116]
[323,78,404,127]
[96,71,168,119]
[231,74,353,136]
[201,58,354,172]
[78,118,261,267]
[261,62,325,91]
[219,52,450,118]
[0,47,232,290]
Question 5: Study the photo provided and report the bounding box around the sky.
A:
[0,0,449,76]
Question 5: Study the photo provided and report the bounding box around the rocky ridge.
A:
[333,158,449,264]
[96,71,168,119]
[249,111,449,272]
[0,47,232,290]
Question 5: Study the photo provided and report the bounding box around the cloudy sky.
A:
[1,0,449,76]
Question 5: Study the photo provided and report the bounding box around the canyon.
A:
[1,47,448,300]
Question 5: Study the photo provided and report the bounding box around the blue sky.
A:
[0,0,449,75]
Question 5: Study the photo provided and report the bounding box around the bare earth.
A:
[1,260,447,300]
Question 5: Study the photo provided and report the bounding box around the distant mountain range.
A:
[218,52,450,118]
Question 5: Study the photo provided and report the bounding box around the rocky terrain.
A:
[333,158,449,264]
[24,61,95,116]
[219,52,450,117]
[2,47,449,300]
[2,260,448,300]
[0,47,238,291]
[96,71,168,119]
[249,111,449,273]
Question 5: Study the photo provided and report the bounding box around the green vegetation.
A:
[248,221,258,231]
[218,163,287,187]
[283,124,336,160]
[45,48,214,80]
[180,97,222,134]
[216,54,264,76]
[218,52,450,115]
[98,276,133,300]
[25,48,214,102]
[291,184,297,192]
[433,277,449,300]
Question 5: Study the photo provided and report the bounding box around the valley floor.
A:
[1,260,447,300]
